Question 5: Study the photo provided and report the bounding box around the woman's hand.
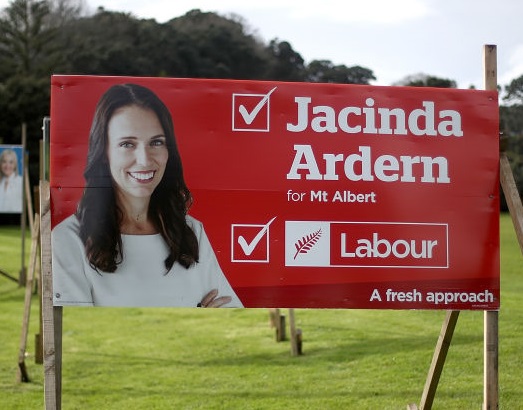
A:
[198,289,232,308]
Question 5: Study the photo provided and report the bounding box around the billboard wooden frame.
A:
[39,45,508,410]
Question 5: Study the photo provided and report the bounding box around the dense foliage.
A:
[1,0,523,205]
[500,104,523,209]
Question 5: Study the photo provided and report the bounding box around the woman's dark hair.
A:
[76,83,199,273]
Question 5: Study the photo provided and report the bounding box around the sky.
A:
[2,0,522,90]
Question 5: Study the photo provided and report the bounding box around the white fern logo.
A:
[285,221,330,267]
[293,228,322,259]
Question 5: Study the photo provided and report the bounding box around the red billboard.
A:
[49,75,499,309]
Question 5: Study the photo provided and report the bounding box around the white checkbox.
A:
[232,87,277,132]
[231,217,276,263]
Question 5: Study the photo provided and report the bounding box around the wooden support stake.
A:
[35,233,43,364]
[288,309,302,356]
[417,310,460,409]
[483,44,499,410]
[35,182,44,364]
[40,181,62,409]
[297,329,303,355]
[35,333,43,365]
[500,153,523,254]
[268,308,280,328]
[276,314,286,342]
[17,215,40,383]
[269,308,287,342]
[24,165,34,234]
[18,124,27,287]
[484,311,499,410]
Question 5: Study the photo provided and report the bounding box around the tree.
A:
[0,0,83,77]
[265,39,305,81]
[503,74,523,104]
[61,8,163,75]
[0,0,56,77]
[306,60,375,84]
[166,9,270,79]
[500,103,523,210]
[47,0,84,26]
[500,74,523,209]
[394,73,457,88]
[0,0,83,181]
[0,74,49,126]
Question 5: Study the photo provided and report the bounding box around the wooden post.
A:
[19,124,27,286]
[269,308,287,342]
[417,310,460,409]
[500,154,523,254]
[34,229,43,364]
[483,44,499,410]
[288,309,302,356]
[35,235,44,364]
[483,311,498,410]
[35,136,46,365]
[40,181,62,409]
[24,166,34,234]
[276,313,286,342]
[268,308,280,328]
[17,215,40,382]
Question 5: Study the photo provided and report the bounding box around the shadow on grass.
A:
[63,384,423,403]
[65,331,480,368]
[302,333,479,361]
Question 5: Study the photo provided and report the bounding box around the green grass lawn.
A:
[0,214,521,409]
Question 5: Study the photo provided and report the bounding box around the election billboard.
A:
[49,75,499,309]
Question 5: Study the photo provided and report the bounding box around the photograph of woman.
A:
[52,83,243,307]
[0,147,23,213]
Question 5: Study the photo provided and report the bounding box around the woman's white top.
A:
[52,214,243,307]
[0,174,23,213]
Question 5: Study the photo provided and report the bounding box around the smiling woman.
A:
[51,83,243,308]
[107,105,169,234]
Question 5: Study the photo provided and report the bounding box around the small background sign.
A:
[0,144,24,214]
